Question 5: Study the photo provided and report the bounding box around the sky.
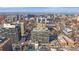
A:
[0,7,79,13]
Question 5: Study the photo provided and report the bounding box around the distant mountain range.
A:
[0,7,79,14]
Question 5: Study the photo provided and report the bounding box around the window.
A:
[42,19,45,23]
[38,19,41,23]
